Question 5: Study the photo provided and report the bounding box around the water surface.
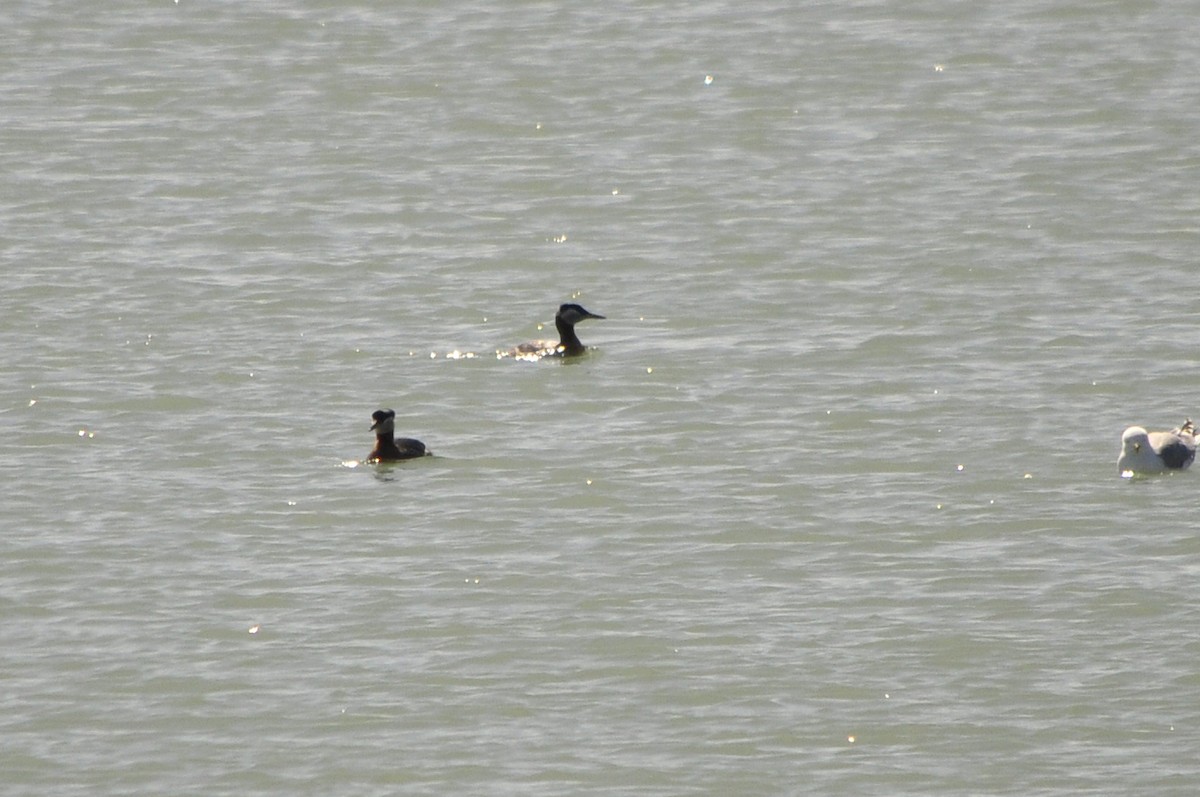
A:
[3,1,1200,794]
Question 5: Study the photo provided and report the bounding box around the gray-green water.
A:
[4,1,1200,794]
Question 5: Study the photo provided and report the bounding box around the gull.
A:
[1118,419,1196,476]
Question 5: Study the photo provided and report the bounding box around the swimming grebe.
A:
[1118,418,1196,476]
[367,409,430,462]
[501,303,605,360]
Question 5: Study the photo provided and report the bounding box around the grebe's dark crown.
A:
[557,303,605,324]
[370,408,395,430]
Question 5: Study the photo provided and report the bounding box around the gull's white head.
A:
[1121,426,1149,451]
[1118,425,1157,476]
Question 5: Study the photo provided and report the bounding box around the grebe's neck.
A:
[556,315,585,355]
[373,435,401,458]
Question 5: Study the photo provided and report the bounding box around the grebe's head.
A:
[370,409,396,433]
[557,303,605,325]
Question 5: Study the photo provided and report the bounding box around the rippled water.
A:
[4,1,1200,794]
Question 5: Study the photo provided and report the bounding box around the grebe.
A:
[367,409,430,462]
[501,303,605,361]
[1118,418,1196,476]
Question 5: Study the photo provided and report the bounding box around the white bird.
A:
[1118,419,1197,476]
